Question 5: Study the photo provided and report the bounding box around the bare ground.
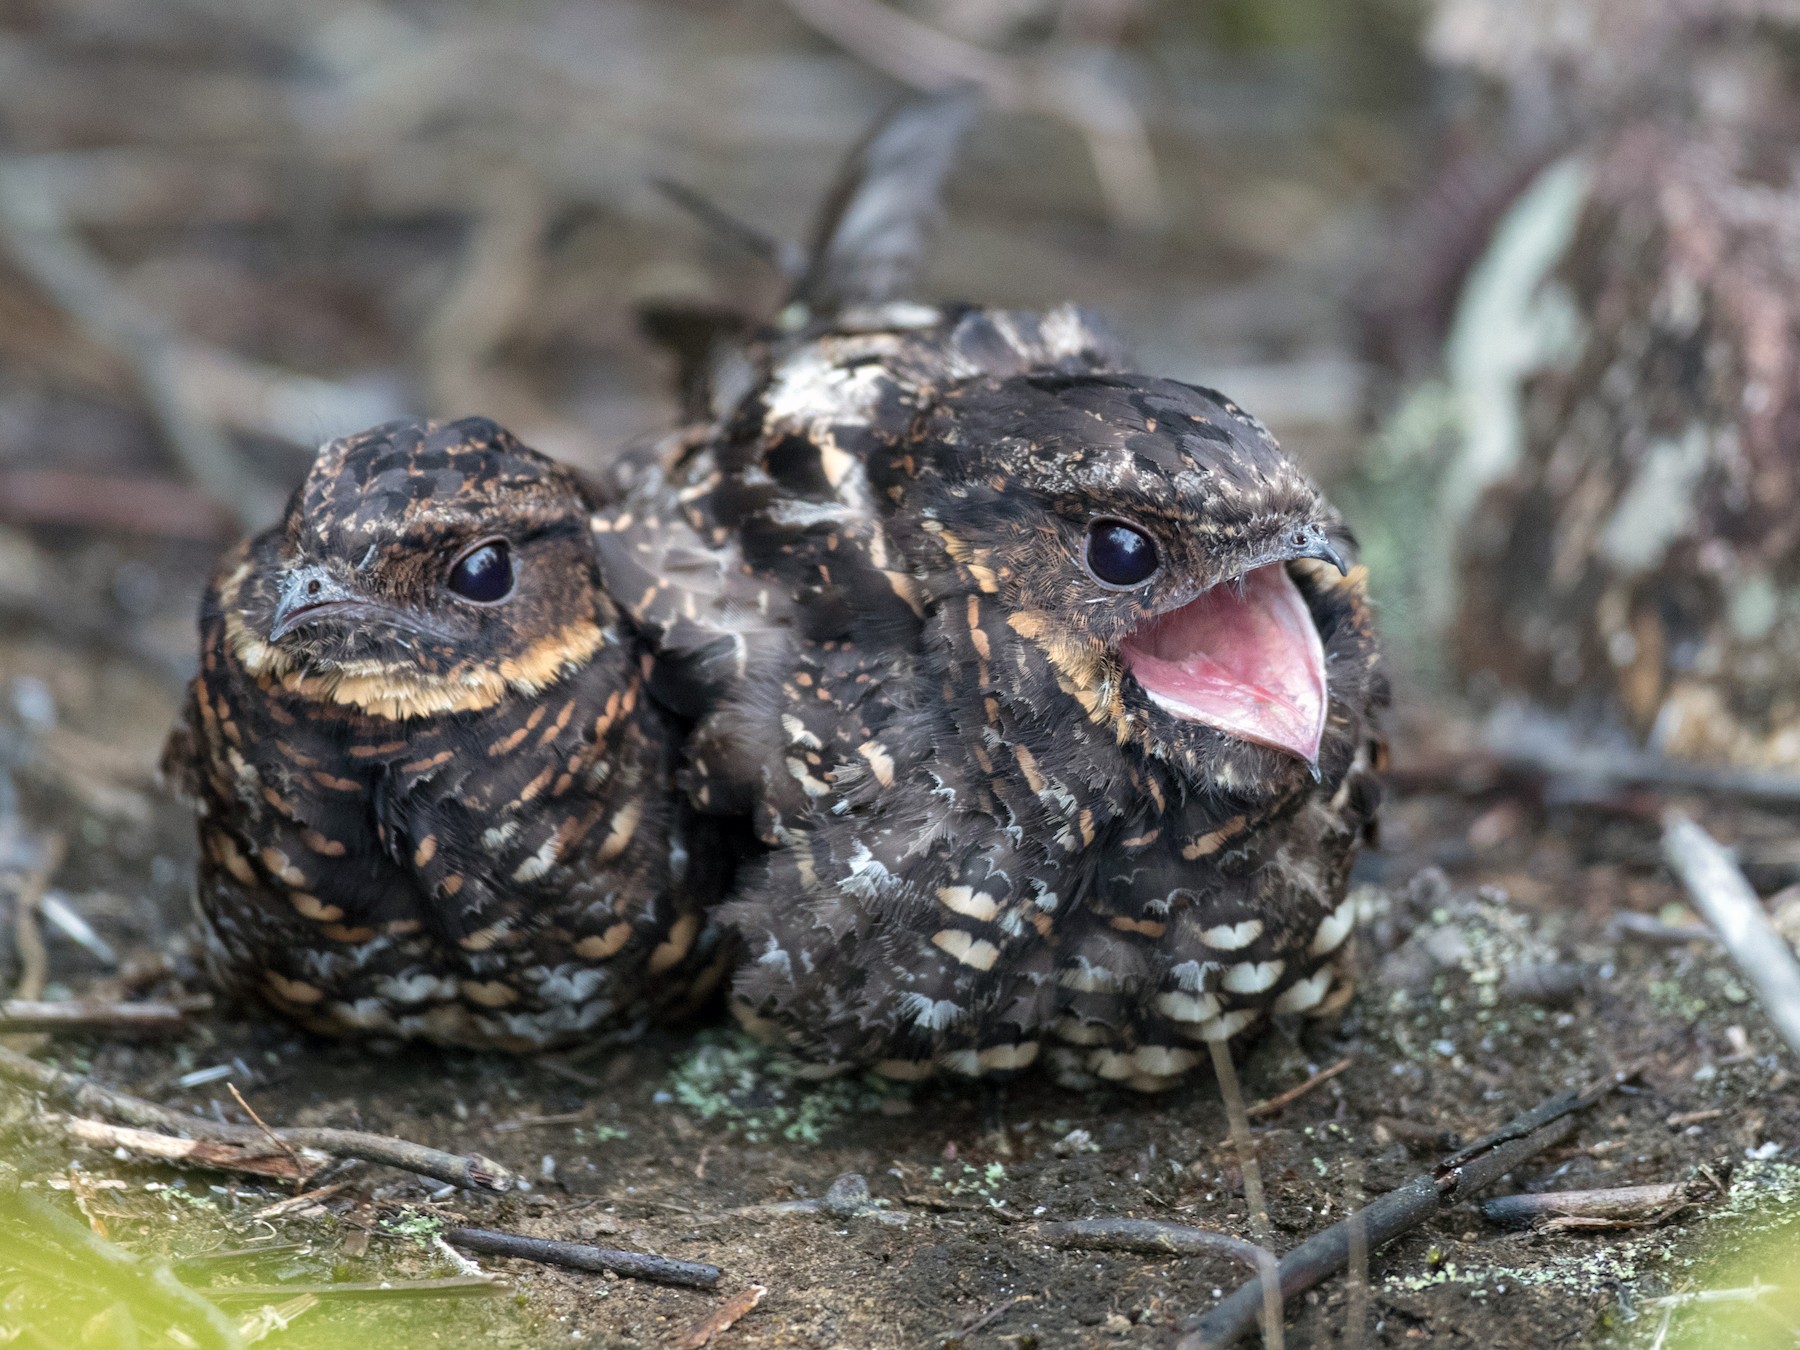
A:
[3,623,1799,1347]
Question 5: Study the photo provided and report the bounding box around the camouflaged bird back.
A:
[597,301,1386,1091]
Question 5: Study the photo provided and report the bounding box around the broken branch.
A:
[442,1226,721,1290]
[1663,812,1800,1061]
[1247,1056,1354,1120]
[7,833,65,1006]
[0,1043,514,1192]
[671,1284,766,1349]
[54,1115,327,1183]
[1177,1064,1638,1349]
[0,998,199,1035]
[1480,1179,1710,1230]
[201,1276,501,1302]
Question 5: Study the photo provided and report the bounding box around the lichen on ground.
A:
[664,1028,911,1144]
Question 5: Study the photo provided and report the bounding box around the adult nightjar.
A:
[598,107,1388,1093]
[162,417,727,1049]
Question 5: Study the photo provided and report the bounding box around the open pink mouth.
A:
[1120,564,1327,764]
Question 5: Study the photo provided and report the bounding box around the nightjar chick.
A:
[600,100,1386,1091]
[163,417,724,1049]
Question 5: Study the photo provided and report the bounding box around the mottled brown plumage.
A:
[598,302,1388,1090]
[162,417,726,1049]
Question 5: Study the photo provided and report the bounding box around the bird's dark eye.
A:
[447,541,514,603]
[1085,520,1159,588]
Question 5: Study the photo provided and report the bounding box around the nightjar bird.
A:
[162,416,725,1049]
[600,94,1387,1090]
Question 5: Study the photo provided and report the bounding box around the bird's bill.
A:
[268,564,439,644]
[1120,563,1328,765]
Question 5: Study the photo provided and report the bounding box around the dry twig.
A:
[0,997,200,1035]
[1246,1056,1354,1120]
[1176,1063,1639,1349]
[1480,1179,1711,1231]
[1663,812,1800,1061]
[0,1043,514,1192]
[7,832,64,1007]
[442,1226,721,1289]
[54,1115,328,1183]
[250,1181,355,1221]
[228,1083,308,1193]
[201,1277,501,1302]
[671,1284,767,1350]
[1205,1036,1282,1349]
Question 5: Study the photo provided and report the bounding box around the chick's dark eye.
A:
[447,541,514,603]
[1085,520,1159,587]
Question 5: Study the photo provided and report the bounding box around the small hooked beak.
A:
[268,564,364,642]
[1283,523,1348,576]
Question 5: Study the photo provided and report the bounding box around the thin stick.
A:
[1247,1057,1354,1120]
[1342,1160,1367,1350]
[250,1181,354,1221]
[201,1277,500,1302]
[1176,1065,1637,1349]
[0,1043,514,1192]
[0,999,195,1035]
[228,1083,306,1194]
[54,1115,327,1183]
[1207,1038,1271,1246]
[442,1226,720,1290]
[1037,1219,1268,1270]
[1480,1180,1705,1228]
[1206,1035,1281,1349]
[671,1284,766,1350]
[1663,812,1800,1061]
[1391,733,1800,809]
[8,833,65,1004]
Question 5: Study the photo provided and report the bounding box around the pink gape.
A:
[1121,564,1327,765]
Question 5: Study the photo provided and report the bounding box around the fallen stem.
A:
[442,1226,720,1290]
[1662,812,1800,1062]
[1481,1179,1710,1229]
[1247,1056,1354,1120]
[8,833,65,1006]
[201,1277,501,1302]
[1177,1064,1638,1349]
[54,1114,327,1182]
[0,1043,513,1192]
[1205,1036,1281,1349]
[0,998,198,1035]
[670,1284,766,1350]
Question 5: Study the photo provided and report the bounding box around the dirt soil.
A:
[3,615,1800,1348]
